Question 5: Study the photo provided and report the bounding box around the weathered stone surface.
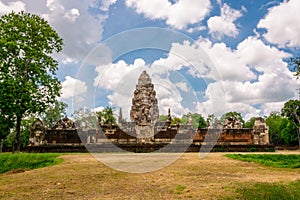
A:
[52,116,76,129]
[223,117,242,129]
[29,118,46,146]
[253,117,269,145]
[130,70,159,126]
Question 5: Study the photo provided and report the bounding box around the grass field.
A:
[0,151,299,199]
[0,153,63,174]
[233,180,300,200]
[225,154,300,168]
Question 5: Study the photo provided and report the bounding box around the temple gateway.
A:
[28,70,271,152]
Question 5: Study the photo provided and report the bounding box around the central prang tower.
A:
[130,70,159,142]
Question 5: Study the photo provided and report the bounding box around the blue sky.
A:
[1,0,299,120]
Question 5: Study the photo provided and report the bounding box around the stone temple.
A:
[28,70,271,152]
[130,70,159,126]
[130,70,159,142]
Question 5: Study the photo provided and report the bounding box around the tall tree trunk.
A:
[298,127,300,147]
[13,115,22,153]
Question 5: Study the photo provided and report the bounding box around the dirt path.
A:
[0,151,299,199]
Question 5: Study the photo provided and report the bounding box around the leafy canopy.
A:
[220,111,245,125]
[0,11,63,115]
[0,11,63,150]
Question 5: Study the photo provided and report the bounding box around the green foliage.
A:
[206,114,220,128]
[0,115,14,140]
[159,115,168,122]
[171,117,181,125]
[225,154,300,168]
[247,147,258,152]
[234,180,300,200]
[0,153,63,174]
[282,100,300,126]
[72,108,98,129]
[266,112,297,145]
[181,113,206,128]
[289,56,300,78]
[0,11,63,151]
[97,107,117,125]
[280,122,298,145]
[2,117,35,148]
[20,117,36,147]
[244,117,256,128]
[41,101,67,128]
[282,99,300,146]
[220,111,245,125]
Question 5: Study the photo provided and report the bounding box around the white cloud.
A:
[236,36,291,73]
[195,35,298,118]
[3,0,108,64]
[258,0,300,47]
[217,37,294,104]
[64,8,80,22]
[125,0,211,29]
[94,59,145,90]
[207,3,242,39]
[176,82,189,92]
[152,40,211,77]
[0,1,25,15]
[260,102,286,117]
[197,38,256,81]
[100,0,117,11]
[42,0,105,63]
[92,106,105,113]
[60,76,87,99]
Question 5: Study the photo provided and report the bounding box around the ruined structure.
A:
[130,70,159,125]
[130,70,159,142]
[223,117,243,129]
[28,71,271,152]
[29,117,80,146]
[29,118,46,146]
[252,117,269,145]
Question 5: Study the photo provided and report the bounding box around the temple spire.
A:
[130,70,159,126]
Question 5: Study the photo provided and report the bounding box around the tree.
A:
[281,100,300,146]
[41,101,67,128]
[159,115,168,122]
[220,111,245,126]
[206,114,220,128]
[0,12,63,152]
[244,117,256,128]
[289,56,300,78]
[181,113,206,129]
[266,112,289,145]
[171,117,181,125]
[97,107,117,125]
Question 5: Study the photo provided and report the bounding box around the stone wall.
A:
[29,117,270,150]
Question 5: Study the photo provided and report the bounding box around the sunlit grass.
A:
[0,153,63,174]
[225,154,300,168]
[231,180,300,200]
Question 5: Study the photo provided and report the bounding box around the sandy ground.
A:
[0,151,299,199]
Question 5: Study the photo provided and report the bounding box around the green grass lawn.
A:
[0,153,63,174]
[225,154,300,168]
[232,180,300,200]
[225,154,300,199]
